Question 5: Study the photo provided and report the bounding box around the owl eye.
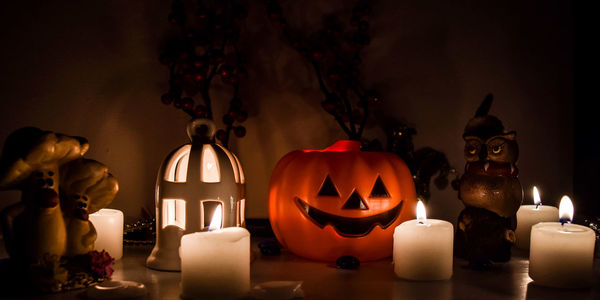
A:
[492,145,502,154]
[468,146,477,155]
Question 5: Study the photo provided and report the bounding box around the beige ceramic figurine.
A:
[0,127,119,292]
[60,158,118,256]
[0,127,89,262]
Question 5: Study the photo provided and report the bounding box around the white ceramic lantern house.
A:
[146,119,245,271]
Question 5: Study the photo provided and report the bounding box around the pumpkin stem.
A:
[324,140,361,152]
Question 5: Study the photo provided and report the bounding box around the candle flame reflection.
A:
[558,195,573,224]
[208,204,222,231]
[416,200,426,223]
[533,186,541,207]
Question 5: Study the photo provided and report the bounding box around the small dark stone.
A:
[258,239,281,256]
[336,256,360,269]
[468,258,492,271]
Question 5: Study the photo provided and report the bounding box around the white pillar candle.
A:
[393,201,454,281]
[89,208,124,260]
[180,205,250,299]
[529,196,595,288]
[515,187,558,249]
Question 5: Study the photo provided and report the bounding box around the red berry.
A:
[193,59,205,68]
[312,51,324,60]
[328,70,340,80]
[366,90,380,103]
[220,65,232,77]
[173,98,183,109]
[216,129,227,141]
[235,111,248,122]
[228,109,239,118]
[181,97,194,110]
[228,75,239,84]
[234,126,246,137]
[194,105,206,117]
[267,5,282,21]
[196,8,209,19]
[168,13,181,24]
[194,73,206,82]
[322,101,337,113]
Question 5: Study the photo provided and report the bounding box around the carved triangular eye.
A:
[369,176,390,197]
[318,175,339,197]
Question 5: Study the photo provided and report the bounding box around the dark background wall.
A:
[0,1,578,224]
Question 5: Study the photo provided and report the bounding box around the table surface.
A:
[1,240,599,300]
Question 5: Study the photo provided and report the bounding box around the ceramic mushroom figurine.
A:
[60,158,118,256]
[454,94,523,269]
[0,127,89,263]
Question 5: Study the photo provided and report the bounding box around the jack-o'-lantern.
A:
[268,140,417,262]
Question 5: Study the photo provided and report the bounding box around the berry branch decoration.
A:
[266,0,380,141]
[160,0,249,147]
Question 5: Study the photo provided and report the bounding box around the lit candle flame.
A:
[416,200,427,224]
[533,186,541,207]
[208,204,222,231]
[558,195,573,225]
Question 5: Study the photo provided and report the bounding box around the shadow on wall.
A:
[0,0,573,222]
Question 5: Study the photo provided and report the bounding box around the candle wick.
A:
[535,203,540,209]
[418,221,424,225]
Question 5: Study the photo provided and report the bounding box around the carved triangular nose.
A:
[342,190,368,210]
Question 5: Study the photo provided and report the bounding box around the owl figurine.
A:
[454,94,523,269]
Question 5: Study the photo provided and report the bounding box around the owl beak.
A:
[478,150,488,160]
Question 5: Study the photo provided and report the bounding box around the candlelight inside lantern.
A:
[208,204,223,231]
[201,145,220,183]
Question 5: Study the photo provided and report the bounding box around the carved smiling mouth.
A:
[296,198,403,237]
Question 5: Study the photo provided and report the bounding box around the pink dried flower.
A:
[88,250,114,278]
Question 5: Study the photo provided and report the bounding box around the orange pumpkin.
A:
[268,140,417,262]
